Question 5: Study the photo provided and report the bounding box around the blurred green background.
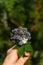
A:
[0,0,43,65]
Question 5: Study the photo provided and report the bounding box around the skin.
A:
[3,46,30,65]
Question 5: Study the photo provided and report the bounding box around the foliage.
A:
[0,0,43,65]
[14,41,32,56]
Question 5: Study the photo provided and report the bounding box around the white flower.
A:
[22,38,28,44]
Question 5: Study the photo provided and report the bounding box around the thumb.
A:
[15,52,30,65]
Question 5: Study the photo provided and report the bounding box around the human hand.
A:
[3,46,30,65]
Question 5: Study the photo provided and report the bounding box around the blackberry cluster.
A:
[10,27,31,46]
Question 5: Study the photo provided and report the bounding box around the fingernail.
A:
[23,51,30,57]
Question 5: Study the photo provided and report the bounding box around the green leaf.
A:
[14,41,32,57]
[24,41,32,52]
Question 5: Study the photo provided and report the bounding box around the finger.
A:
[7,45,16,55]
[15,52,30,65]
[3,49,18,65]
